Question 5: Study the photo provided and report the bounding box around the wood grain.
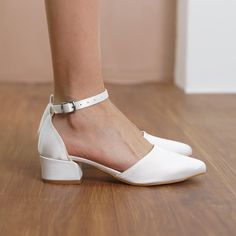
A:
[0,82,235,236]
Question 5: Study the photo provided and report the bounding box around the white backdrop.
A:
[175,0,236,93]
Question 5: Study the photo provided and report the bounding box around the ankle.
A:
[53,84,105,103]
[53,98,112,130]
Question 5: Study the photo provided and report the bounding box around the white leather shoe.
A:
[38,89,206,186]
[143,131,193,156]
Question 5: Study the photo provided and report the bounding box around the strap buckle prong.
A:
[61,101,76,114]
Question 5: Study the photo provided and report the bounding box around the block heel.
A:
[40,156,83,184]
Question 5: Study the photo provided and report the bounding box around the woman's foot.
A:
[52,99,153,172]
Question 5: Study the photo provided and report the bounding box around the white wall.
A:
[175,0,236,93]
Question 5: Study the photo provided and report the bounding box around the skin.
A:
[45,0,153,172]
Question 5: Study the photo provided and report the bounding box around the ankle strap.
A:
[51,89,109,114]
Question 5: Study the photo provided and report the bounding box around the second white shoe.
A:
[143,131,193,156]
[38,89,206,186]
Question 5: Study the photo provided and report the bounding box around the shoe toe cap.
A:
[178,157,206,179]
[192,159,207,175]
[159,150,207,181]
[159,141,193,156]
[173,143,193,156]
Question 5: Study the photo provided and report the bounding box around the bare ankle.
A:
[53,83,105,104]
[53,99,112,130]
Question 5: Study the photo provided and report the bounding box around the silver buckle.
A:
[61,101,76,113]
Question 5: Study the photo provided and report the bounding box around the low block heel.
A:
[40,156,83,184]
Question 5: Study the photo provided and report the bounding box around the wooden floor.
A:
[0,83,235,236]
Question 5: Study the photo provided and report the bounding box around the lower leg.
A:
[45,0,104,102]
[45,0,152,171]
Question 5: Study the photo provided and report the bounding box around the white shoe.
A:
[38,89,206,186]
[143,131,192,156]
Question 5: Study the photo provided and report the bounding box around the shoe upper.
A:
[143,131,193,156]
[119,145,206,184]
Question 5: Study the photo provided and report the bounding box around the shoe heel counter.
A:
[38,113,69,161]
[38,103,51,134]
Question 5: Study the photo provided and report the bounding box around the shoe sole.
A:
[42,166,205,186]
